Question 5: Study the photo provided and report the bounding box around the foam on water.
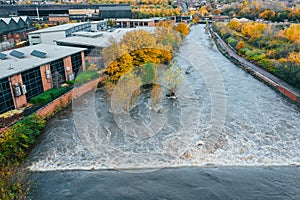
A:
[27,25,300,171]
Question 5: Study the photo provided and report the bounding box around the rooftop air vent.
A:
[10,50,24,59]
[0,52,7,60]
[31,50,47,58]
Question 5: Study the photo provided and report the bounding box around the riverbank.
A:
[0,75,107,199]
[210,28,300,106]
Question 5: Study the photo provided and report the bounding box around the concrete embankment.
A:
[210,29,300,105]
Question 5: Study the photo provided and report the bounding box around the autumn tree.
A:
[236,41,245,51]
[103,28,174,81]
[199,6,208,17]
[241,22,266,41]
[175,23,189,36]
[155,20,182,50]
[228,18,241,31]
[151,83,162,107]
[284,24,300,43]
[212,9,221,15]
[102,38,128,65]
[192,15,200,24]
[111,73,142,112]
[258,9,275,20]
[122,30,157,52]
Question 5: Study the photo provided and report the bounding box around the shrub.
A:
[30,87,68,105]
[236,41,245,51]
[258,59,273,71]
[239,47,251,55]
[66,80,75,85]
[0,114,46,164]
[0,114,45,199]
[74,70,99,86]
[227,37,238,48]
[245,50,266,61]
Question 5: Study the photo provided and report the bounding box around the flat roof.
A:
[116,18,154,22]
[73,31,104,38]
[27,22,90,34]
[90,20,108,24]
[0,44,86,79]
[99,4,131,11]
[54,27,156,49]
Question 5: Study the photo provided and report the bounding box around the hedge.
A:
[30,87,68,105]
[74,70,99,86]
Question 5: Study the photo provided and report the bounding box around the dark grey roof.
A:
[99,4,131,11]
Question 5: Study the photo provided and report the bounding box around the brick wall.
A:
[36,77,104,118]
[40,64,52,91]
[63,56,73,81]
[8,74,27,109]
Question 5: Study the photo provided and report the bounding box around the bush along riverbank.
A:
[210,22,300,105]
[212,20,300,90]
[0,114,46,199]
[0,69,104,199]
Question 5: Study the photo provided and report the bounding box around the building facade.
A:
[115,18,156,28]
[99,4,131,20]
[0,44,86,114]
[91,20,108,31]
[27,22,91,45]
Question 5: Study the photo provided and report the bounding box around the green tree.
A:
[142,61,156,85]
[162,62,184,97]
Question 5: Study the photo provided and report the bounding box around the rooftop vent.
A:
[31,50,47,58]
[10,50,24,59]
[0,52,7,60]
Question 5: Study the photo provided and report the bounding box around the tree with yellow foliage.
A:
[212,9,221,15]
[258,9,275,20]
[103,28,174,81]
[192,15,200,24]
[199,6,208,17]
[155,20,182,50]
[228,18,241,31]
[284,24,300,43]
[122,30,157,52]
[241,22,266,41]
[175,23,189,36]
[236,41,245,51]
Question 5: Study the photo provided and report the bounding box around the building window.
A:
[31,36,40,39]
[50,59,66,83]
[0,78,14,114]
[21,67,44,101]
[71,52,83,77]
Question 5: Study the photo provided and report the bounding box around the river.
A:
[26,24,300,199]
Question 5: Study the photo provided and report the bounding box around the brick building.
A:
[0,16,34,51]
[0,44,86,114]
